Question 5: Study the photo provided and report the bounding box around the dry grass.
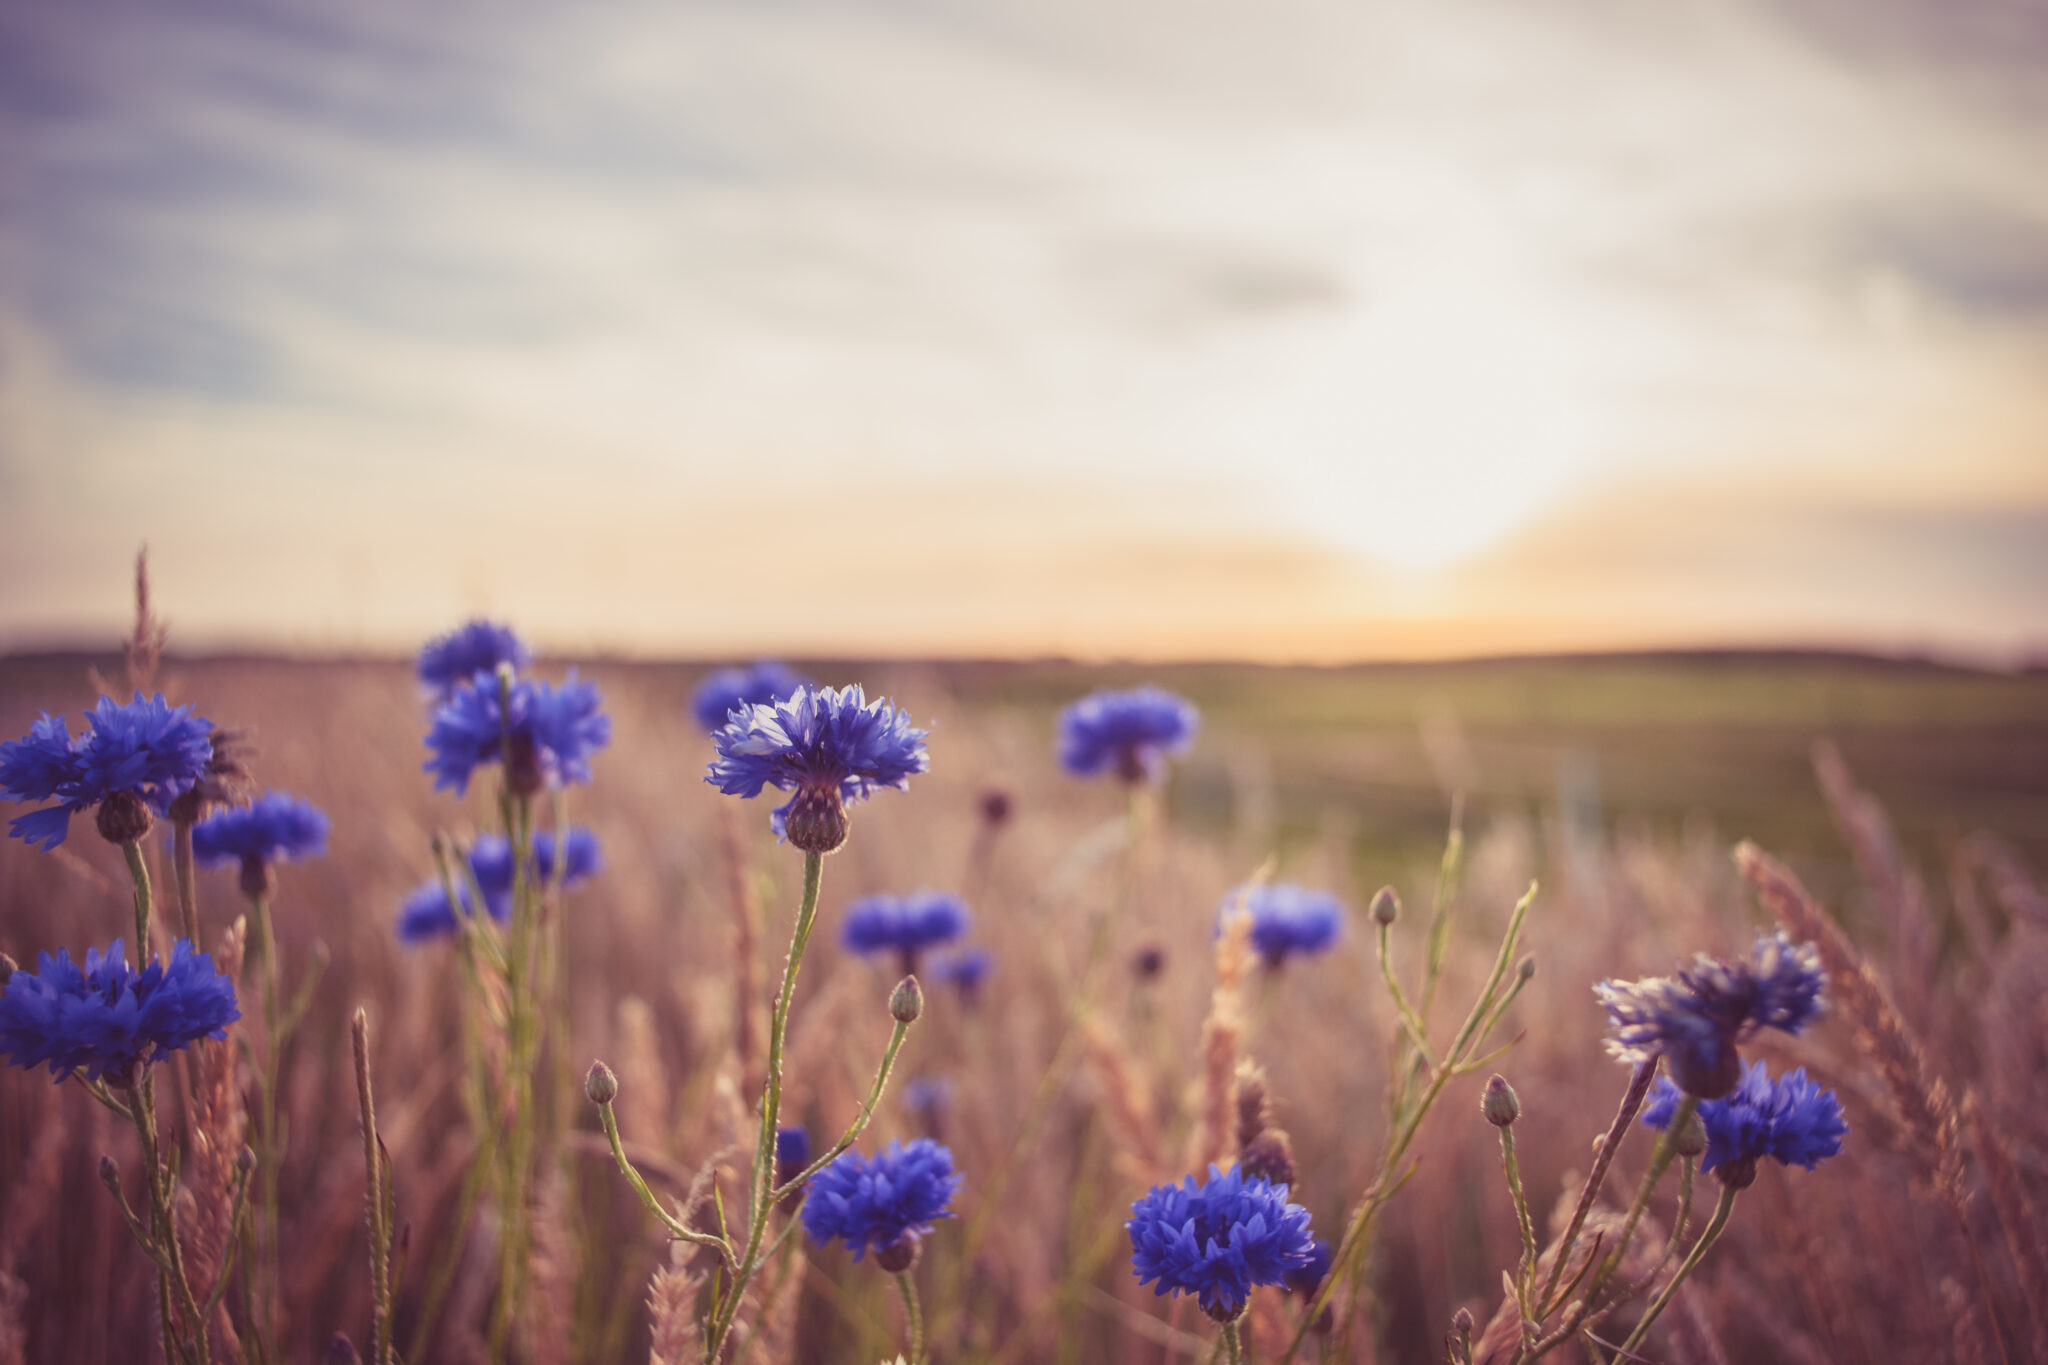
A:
[1,651,2046,1362]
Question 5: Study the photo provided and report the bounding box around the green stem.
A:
[896,1272,926,1365]
[353,1010,394,1365]
[1578,1094,1695,1312]
[597,1095,733,1260]
[123,841,154,956]
[490,794,539,1360]
[247,892,285,1345]
[1499,1125,1537,1297]
[1532,1060,1656,1325]
[128,1078,210,1363]
[705,849,826,1361]
[173,817,200,944]
[1612,1184,1737,1360]
[1222,1317,1245,1365]
[770,1016,910,1202]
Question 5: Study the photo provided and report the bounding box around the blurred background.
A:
[1,0,2044,663]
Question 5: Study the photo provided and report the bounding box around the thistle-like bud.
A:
[236,1145,257,1177]
[978,785,1014,826]
[1203,1297,1248,1325]
[98,1155,119,1187]
[325,1333,363,1365]
[875,1237,922,1274]
[239,854,277,903]
[1131,941,1166,981]
[504,730,546,800]
[1482,1075,1520,1128]
[1453,1306,1475,1341]
[1517,955,1536,983]
[783,784,850,855]
[0,952,15,989]
[1715,1156,1758,1190]
[585,1060,619,1106]
[1672,1108,1708,1159]
[890,975,924,1024]
[95,791,152,847]
[1370,886,1399,927]
[1239,1129,1299,1188]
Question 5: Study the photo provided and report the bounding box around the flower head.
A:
[1596,932,1826,1098]
[841,893,970,969]
[706,685,929,853]
[933,947,993,999]
[2,694,215,849]
[800,1138,961,1264]
[691,661,812,733]
[1057,686,1199,784]
[425,671,610,797]
[1127,1163,1318,1319]
[1643,1061,1847,1183]
[418,621,530,697]
[396,880,486,943]
[1225,884,1343,968]
[1285,1238,1334,1298]
[192,792,330,868]
[0,939,239,1083]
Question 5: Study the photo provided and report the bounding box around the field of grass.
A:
[2,648,2045,1363]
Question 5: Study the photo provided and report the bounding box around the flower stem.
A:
[896,1271,926,1365]
[1578,1093,1695,1310]
[1532,1060,1656,1325]
[246,891,286,1348]
[1222,1317,1246,1365]
[353,1009,395,1365]
[1499,1124,1538,1298]
[1611,1184,1737,1360]
[123,841,154,955]
[172,816,200,944]
[705,849,826,1360]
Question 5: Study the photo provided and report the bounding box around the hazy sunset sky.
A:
[2,0,2045,661]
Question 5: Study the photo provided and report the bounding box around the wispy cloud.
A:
[1,0,2043,657]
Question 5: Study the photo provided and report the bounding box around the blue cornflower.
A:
[1225,884,1343,968]
[933,947,993,999]
[1285,1238,1334,1298]
[841,893,970,972]
[692,661,812,733]
[396,880,486,943]
[398,827,603,943]
[1127,1163,1318,1320]
[1596,931,1826,1099]
[425,671,610,797]
[418,621,530,697]
[191,791,329,898]
[1644,1061,1847,1185]
[469,827,604,918]
[1057,686,1199,784]
[706,684,929,853]
[2,694,215,849]
[801,1137,962,1269]
[0,939,239,1083]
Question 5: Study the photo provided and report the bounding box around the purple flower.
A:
[1643,1061,1847,1179]
[0,939,239,1083]
[397,880,486,943]
[191,792,330,868]
[418,621,530,697]
[424,671,610,797]
[1225,884,1343,968]
[1127,1163,1317,1319]
[691,661,812,733]
[800,1138,961,1264]
[841,892,970,971]
[706,685,929,853]
[1597,932,1825,1098]
[933,947,993,998]
[2,694,215,849]
[397,826,603,943]
[1057,687,1198,783]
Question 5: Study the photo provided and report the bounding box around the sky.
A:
[1,0,2045,662]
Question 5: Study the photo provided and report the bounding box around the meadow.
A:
[2,638,2045,1364]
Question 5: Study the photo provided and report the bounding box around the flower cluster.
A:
[0,939,240,1083]
[840,892,970,967]
[396,827,604,943]
[800,1138,961,1267]
[691,661,812,733]
[1226,884,1343,968]
[706,685,929,853]
[1057,686,1198,784]
[1596,931,1825,1097]
[417,620,530,697]
[425,671,610,797]
[1127,1163,1318,1319]
[192,791,330,869]
[1,694,215,849]
[1643,1061,1848,1182]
